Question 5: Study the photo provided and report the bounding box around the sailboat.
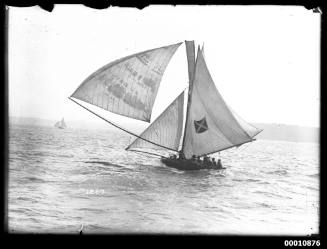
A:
[54,118,66,129]
[69,41,262,170]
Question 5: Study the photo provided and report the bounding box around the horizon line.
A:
[8,115,320,129]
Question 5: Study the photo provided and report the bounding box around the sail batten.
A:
[71,42,182,122]
[126,91,185,152]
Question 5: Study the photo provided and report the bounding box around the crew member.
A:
[211,158,216,169]
[217,159,223,169]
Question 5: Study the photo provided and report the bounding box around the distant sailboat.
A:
[55,118,66,129]
[69,41,262,170]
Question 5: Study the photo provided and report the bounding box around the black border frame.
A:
[1,1,325,247]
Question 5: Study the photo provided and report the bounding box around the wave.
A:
[77,208,105,214]
[267,169,288,175]
[256,202,272,208]
[11,207,34,214]
[84,161,125,168]
[8,124,320,234]
[232,178,261,183]
[56,154,74,158]
[253,190,292,199]
[22,176,47,183]
[308,173,319,178]
[12,150,74,160]
[16,196,38,202]
[305,185,319,191]
[84,224,106,230]
[83,161,135,174]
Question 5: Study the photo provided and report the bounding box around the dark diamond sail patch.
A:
[194,117,208,133]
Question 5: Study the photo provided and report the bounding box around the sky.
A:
[8,5,321,129]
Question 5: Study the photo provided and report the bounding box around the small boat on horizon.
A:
[54,118,66,129]
[69,40,263,171]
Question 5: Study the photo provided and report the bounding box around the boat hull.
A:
[161,158,225,171]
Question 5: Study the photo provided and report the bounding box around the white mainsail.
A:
[229,107,263,138]
[70,40,262,162]
[126,91,185,152]
[182,47,261,159]
[71,42,182,122]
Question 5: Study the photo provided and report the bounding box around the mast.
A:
[181,40,196,155]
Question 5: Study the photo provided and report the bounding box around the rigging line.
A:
[237,142,252,153]
[227,103,264,134]
[199,139,256,158]
[230,131,263,157]
[253,128,264,137]
[228,142,250,157]
[68,97,178,152]
[128,89,185,150]
[127,149,169,159]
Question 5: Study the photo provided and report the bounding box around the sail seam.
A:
[197,51,253,142]
[71,42,182,123]
[201,71,253,141]
[72,42,182,94]
[148,50,167,121]
[227,103,263,138]
[192,84,235,146]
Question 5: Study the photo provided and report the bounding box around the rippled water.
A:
[8,124,319,234]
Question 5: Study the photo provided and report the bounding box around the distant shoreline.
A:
[9,116,319,144]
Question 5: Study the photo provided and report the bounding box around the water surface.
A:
[8,124,319,234]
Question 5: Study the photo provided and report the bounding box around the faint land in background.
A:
[9,116,319,144]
